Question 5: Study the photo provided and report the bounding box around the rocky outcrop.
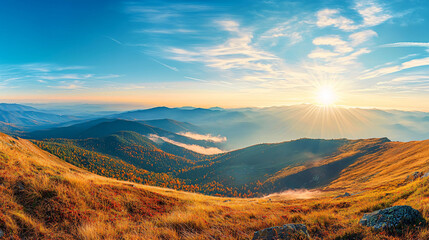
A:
[359,205,425,232]
[405,172,423,182]
[0,229,4,238]
[252,224,310,240]
[334,192,351,198]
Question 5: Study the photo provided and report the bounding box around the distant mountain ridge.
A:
[26,118,222,150]
[0,103,79,130]
[111,106,246,124]
[0,103,38,111]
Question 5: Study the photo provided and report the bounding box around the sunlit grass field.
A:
[1,133,429,239]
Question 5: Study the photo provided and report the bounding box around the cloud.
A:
[148,134,224,155]
[178,132,227,143]
[361,57,429,79]
[349,30,377,46]
[217,20,240,32]
[308,48,340,59]
[259,17,305,45]
[49,80,85,90]
[336,48,371,64]
[0,63,120,91]
[316,9,358,31]
[316,1,391,31]
[312,36,353,53]
[126,3,211,23]
[381,42,429,48]
[136,28,195,34]
[152,58,178,71]
[166,20,279,73]
[377,75,429,85]
[39,74,93,80]
[105,36,123,45]
[354,0,392,27]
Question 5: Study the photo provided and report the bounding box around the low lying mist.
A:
[148,134,224,155]
[263,189,322,200]
[178,132,227,143]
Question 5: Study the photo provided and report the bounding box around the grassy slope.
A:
[2,133,429,239]
[261,138,390,192]
[327,139,429,191]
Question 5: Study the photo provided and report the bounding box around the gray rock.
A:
[0,229,4,238]
[253,223,310,240]
[405,172,423,182]
[421,172,429,178]
[335,192,351,198]
[359,205,425,231]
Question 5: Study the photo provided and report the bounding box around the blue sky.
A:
[1,0,429,110]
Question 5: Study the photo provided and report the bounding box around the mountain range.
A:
[2,103,429,150]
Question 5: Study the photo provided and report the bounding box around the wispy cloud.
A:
[49,80,85,90]
[40,74,93,80]
[308,48,340,59]
[166,20,279,74]
[105,36,123,45]
[259,17,305,46]
[377,75,429,85]
[126,2,211,23]
[316,9,358,31]
[354,0,392,27]
[136,28,195,34]
[361,57,429,79]
[312,36,353,53]
[152,58,178,72]
[0,63,119,90]
[381,42,429,48]
[349,30,377,46]
[316,0,391,31]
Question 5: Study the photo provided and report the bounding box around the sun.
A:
[316,86,337,106]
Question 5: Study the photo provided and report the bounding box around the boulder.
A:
[0,229,3,238]
[359,205,425,231]
[252,223,310,240]
[421,172,429,179]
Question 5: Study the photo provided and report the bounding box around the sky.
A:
[1,0,429,111]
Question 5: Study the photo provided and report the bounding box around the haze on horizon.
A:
[1,0,429,111]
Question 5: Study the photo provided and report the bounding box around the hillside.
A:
[139,119,203,134]
[326,139,429,191]
[1,132,429,239]
[33,134,427,199]
[177,138,393,194]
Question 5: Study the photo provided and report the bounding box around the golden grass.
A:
[1,133,429,239]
